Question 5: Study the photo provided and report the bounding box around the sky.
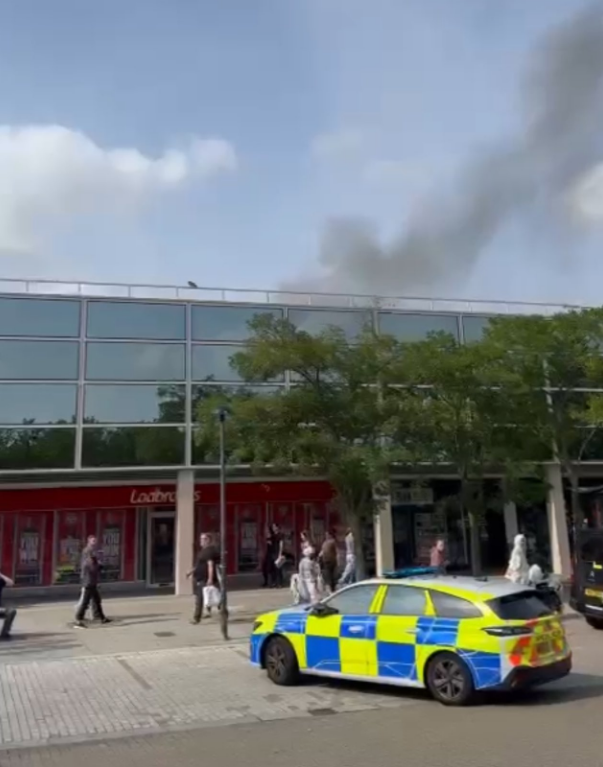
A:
[1,0,603,305]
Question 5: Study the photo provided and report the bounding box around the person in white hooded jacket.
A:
[505,533,530,584]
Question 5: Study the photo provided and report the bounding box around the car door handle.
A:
[405,629,418,635]
[348,625,365,633]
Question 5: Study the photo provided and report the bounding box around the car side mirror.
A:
[310,603,338,618]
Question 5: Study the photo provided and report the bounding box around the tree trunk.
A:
[461,475,482,576]
[568,467,583,541]
[468,509,482,576]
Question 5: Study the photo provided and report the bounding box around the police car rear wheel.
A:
[586,617,603,630]
[265,636,299,686]
[426,652,474,706]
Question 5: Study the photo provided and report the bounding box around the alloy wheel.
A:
[431,658,466,702]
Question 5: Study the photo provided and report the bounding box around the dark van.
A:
[571,528,603,630]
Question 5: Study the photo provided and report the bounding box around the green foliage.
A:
[194,307,603,571]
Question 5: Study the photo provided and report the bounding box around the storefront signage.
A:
[129,488,202,505]
[392,486,434,505]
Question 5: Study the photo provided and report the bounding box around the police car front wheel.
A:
[426,652,475,706]
[264,636,299,686]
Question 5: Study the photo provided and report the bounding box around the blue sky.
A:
[0,0,600,304]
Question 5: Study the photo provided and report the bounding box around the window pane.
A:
[462,315,492,343]
[86,342,185,381]
[0,384,77,425]
[379,313,459,342]
[487,592,552,620]
[0,428,76,470]
[324,584,380,615]
[0,297,80,337]
[381,585,427,616]
[192,384,282,416]
[288,309,371,339]
[430,590,482,618]
[192,305,283,341]
[87,301,186,340]
[0,340,79,380]
[85,384,185,424]
[192,345,246,382]
[81,426,185,467]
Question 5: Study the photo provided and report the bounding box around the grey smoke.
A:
[287,2,603,296]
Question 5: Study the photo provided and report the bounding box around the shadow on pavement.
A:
[0,632,82,655]
[300,670,603,707]
[484,672,603,707]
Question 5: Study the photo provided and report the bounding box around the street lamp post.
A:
[217,407,229,640]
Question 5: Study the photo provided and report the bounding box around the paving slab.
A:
[0,644,418,749]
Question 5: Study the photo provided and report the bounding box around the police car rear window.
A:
[487,591,552,620]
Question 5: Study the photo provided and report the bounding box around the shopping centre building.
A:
[0,278,592,594]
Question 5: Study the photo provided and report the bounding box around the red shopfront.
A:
[0,480,338,588]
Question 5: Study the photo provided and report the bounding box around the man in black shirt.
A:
[187,532,220,624]
[0,571,17,639]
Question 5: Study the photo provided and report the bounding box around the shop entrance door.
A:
[148,512,176,586]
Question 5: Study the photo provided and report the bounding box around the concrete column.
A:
[175,469,195,596]
[373,491,394,577]
[546,464,572,579]
[503,501,518,547]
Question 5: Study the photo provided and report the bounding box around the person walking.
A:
[505,533,530,585]
[298,546,322,604]
[338,528,357,588]
[0,571,17,639]
[74,541,110,628]
[267,523,284,588]
[75,535,105,622]
[430,539,448,574]
[261,526,272,587]
[319,529,338,594]
[187,532,220,624]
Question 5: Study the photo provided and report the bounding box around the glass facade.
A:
[379,312,460,341]
[0,297,80,337]
[191,305,282,341]
[87,301,186,340]
[0,293,573,472]
[462,315,492,343]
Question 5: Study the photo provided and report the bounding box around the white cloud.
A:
[310,128,363,160]
[567,164,603,223]
[0,125,237,251]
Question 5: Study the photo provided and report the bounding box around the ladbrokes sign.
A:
[129,488,202,505]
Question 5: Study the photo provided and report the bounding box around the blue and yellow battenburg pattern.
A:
[250,583,570,691]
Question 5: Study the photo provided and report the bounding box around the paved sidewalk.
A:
[0,594,600,752]
[0,644,418,749]
[3,589,289,662]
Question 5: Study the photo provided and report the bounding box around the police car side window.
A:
[380,586,427,616]
[429,591,482,619]
[325,584,380,615]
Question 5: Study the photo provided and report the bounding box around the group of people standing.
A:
[261,523,357,605]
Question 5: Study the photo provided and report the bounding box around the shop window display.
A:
[14,514,46,586]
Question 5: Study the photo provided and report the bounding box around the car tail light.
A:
[483,626,533,637]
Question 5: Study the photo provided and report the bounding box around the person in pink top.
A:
[430,539,447,574]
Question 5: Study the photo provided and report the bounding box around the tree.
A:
[194,315,411,576]
[484,309,603,537]
[392,332,541,574]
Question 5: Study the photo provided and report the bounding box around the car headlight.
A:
[252,620,263,632]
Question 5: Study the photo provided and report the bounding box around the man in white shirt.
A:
[338,529,357,588]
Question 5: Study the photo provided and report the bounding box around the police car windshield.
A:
[487,591,552,620]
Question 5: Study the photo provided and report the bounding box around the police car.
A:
[250,572,571,706]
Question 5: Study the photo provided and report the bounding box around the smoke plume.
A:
[287,2,603,296]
